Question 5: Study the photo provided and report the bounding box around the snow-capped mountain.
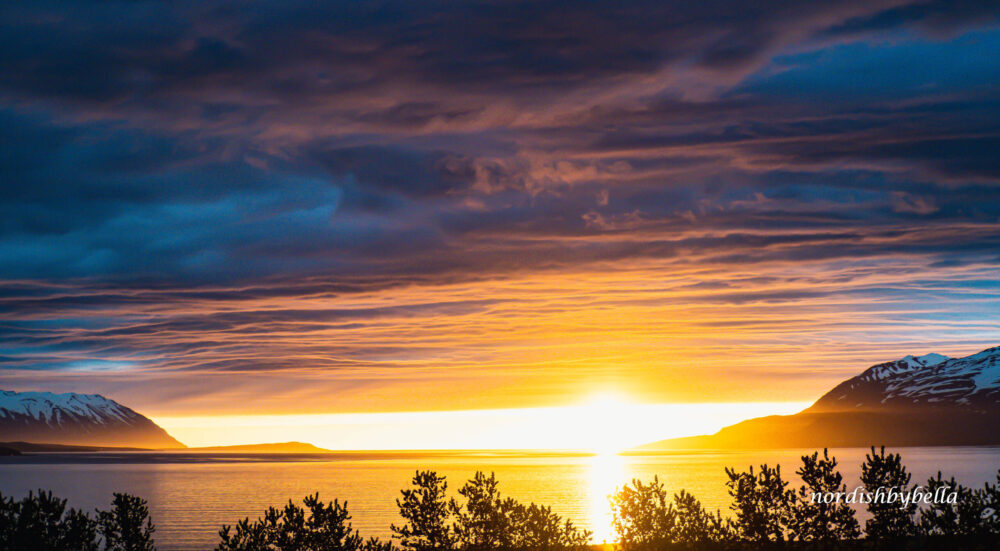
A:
[0,390,185,448]
[640,346,1000,450]
[810,347,1000,412]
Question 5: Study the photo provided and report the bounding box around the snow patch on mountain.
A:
[971,355,1000,390]
[905,353,949,368]
[0,390,135,426]
[812,346,1000,412]
[865,352,950,380]
[0,389,185,448]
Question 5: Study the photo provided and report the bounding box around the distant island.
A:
[0,446,21,456]
[0,441,151,453]
[0,440,332,454]
[183,441,332,453]
[640,346,1000,450]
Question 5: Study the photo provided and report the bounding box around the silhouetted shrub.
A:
[393,471,589,551]
[609,476,676,549]
[917,470,1000,538]
[671,489,732,544]
[980,470,1000,534]
[610,477,732,548]
[918,472,962,536]
[725,463,794,542]
[452,471,590,551]
[0,490,155,551]
[450,472,518,550]
[0,490,99,551]
[99,493,155,551]
[393,471,454,551]
[216,493,391,551]
[860,447,916,539]
[789,449,860,542]
[508,502,590,551]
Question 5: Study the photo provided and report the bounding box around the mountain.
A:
[0,390,185,449]
[639,346,1000,450]
[811,349,1000,411]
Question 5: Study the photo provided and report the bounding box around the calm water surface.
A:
[2,447,998,550]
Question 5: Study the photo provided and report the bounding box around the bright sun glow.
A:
[153,398,811,451]
[575,392,637,453]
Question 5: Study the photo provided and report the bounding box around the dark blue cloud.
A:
[736,28,1000,102]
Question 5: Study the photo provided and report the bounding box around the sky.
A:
[2,1,1000,447]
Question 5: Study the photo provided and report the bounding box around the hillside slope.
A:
[640,347,1000,450]
[0,390,185,449]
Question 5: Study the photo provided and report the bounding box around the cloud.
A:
[1,1,999,412]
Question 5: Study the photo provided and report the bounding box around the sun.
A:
[574,391,637,454]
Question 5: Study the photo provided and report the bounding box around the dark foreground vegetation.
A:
[2,447,998,550]
[0,491,154,551]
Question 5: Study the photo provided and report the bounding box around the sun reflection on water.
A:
[586,451,626,544]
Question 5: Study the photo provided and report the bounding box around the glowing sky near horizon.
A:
[153,398,813,450]
[2,2,1000,437]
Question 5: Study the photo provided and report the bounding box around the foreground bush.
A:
[453,472,590,551]
[611,447,1000,547]
[789,449,860,542]
[216,494,392,551]
[919,470,999,538]
[610,477,732,549]
[393,470,591,551]
[724,463,793,542]
[0,490,154,551]
[860,447,917,540]
[393,471,452,551]
[99,493,156,551]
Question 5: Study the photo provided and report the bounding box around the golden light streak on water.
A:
[587,451,626,544]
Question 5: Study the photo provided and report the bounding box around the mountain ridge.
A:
[809,346,1000,413]
[640,346,1000,450]
[0,389,186,449]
